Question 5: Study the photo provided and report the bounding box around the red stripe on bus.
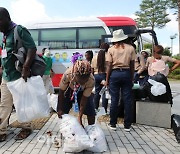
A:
[98,17,137,26]
[52,74,63,87]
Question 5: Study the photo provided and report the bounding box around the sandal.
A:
[15,128,32,140]
[0,134,7,142]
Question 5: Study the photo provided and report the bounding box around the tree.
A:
[167,0,180,54]
[167,0,178,13]
[163,47,172,56]
[135,0,171,30]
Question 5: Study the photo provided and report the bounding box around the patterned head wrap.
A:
[72,60,91,76]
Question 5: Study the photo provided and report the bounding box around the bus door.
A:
[101,29,158,52]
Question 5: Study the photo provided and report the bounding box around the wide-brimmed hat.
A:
[141,49,151,56]
[111,29,128,43]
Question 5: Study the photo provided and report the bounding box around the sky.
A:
[0,0,179,55]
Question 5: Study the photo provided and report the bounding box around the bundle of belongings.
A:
[132,72,172,104]
[144,72,173,104]
[47,94,107,153]
[59,114,107,153]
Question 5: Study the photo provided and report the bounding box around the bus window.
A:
[108,26,137,35]
[78,27,106,48]
[40,28,76,49]
[29,30,39,46]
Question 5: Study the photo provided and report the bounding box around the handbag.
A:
[13,25,46,76]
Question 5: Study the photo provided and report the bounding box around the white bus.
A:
[0,16,158,88]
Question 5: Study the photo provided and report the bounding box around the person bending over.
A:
[57,59,95,126]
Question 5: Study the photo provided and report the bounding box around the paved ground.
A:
[0,111,180,154]
[0,80,180,154]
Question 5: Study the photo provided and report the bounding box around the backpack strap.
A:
[14,25,24,54]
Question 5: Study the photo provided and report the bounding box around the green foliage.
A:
[168,54,180,80]
[143,43,152,50]
[167,0,178,10]
[168,74,180,80]
[172,54,180,60]
[135,0,171,30]
[163,48,172,56]
[171,68,180,75]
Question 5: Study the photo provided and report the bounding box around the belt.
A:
[113,68,130,71]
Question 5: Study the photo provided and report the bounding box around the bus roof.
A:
[98,17,137,26]
[28,16,137,29]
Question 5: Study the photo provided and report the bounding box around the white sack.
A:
[85,124,107,152]
[47,93,58,111]
[7,76,50,122]
[59,114,93,152]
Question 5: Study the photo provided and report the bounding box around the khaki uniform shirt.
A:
[134,54,146,74]
[106,43,136,69]
[91,53,108,74]
[59,67,95,97]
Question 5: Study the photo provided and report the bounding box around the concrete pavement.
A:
[0,112,180,154]
[0,80,180,154]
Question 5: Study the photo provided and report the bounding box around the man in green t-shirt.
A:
[0,7,36,142]
[42,49,54,94]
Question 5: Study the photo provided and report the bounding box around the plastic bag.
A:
[148,79,166,96]
[59,114,93,152]
[85,124,107,152]
[85,107,107,152]
[47,93,58,112]
[95,107,106,123]
[7,76,50,122]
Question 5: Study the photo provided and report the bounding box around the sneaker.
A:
[124,126,131,132]
[0,134,7,142]
[107,123,116,131]
[106,110,110,115]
